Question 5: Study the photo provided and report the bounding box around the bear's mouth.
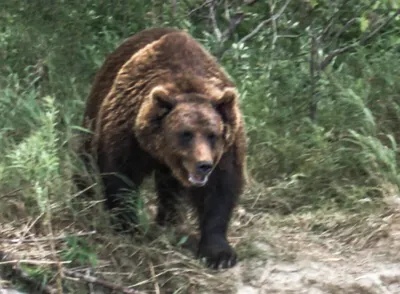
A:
[188,173,209,187]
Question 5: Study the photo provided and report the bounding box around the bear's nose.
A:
[196,161,213,175]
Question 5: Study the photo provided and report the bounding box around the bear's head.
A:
[135,85,240,187]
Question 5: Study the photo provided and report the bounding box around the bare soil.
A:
[221,196,400,294]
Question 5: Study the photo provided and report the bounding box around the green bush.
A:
[1,0,399,224]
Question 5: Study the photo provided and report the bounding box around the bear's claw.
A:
[197,237,237,270]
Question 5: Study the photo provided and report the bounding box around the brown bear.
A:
[79,27,247,269]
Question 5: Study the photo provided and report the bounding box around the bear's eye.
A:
[207,133,217,146]
[179,131,193,144]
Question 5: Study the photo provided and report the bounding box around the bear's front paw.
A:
[197,235,237,269]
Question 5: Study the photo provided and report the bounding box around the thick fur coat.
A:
[79,27,247,269]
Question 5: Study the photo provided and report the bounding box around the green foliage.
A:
[0,1,399,292]
[0,0,399,243]
[61,236,98,267]
[18,264,53,292]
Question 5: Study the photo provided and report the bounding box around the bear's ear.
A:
[214,87,238,123]
[150,86,176,112]
[213,87,239,144]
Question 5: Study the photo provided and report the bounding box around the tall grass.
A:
[1,1,399,217]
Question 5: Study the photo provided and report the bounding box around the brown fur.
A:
[79,27,247,269]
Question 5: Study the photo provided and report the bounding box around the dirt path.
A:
[233,248,400,294]
[213,201,400,294]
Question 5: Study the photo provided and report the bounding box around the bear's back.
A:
[114,30,235,104]
[83,27,235,131]
[83,27,181,127]
[148,30,231,82]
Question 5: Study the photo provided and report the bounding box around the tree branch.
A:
[359,9,400,46]
[309,29,318,121]
[218,0,292,60]
[0,231,96,244]
[62,268,144,294]
[319,0,351,42]
[0,252,59,294]
[0,251,145,294]
[266,0,279,79]
[208,0,222,41]
[238,0,292,45]
[186,0,211,16]
[306,8,399,122]
[319,9,400,71]
[221,12,245,42]
[333,17,358,41]
[243,0,260,6]
[215,12,246,59]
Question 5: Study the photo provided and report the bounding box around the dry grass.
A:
[1,180,400,293]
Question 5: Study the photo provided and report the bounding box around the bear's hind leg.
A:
[102,171,142,232]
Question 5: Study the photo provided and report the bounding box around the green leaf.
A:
[309,0,319,8]
[177,235,189,246]
[360,15,369,32]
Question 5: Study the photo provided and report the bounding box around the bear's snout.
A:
[185,159,214,187]
[196,160,213,176]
